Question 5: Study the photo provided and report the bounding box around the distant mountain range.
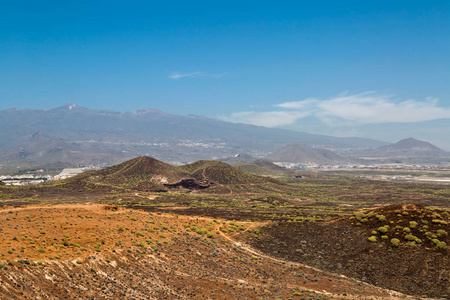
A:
[1,104,448,169]
[0,103,387,167]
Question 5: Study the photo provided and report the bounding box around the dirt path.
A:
[218,229,416,300]
[134,193,160,200]
[120,156,143,174]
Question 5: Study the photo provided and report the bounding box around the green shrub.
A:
[404,234,416,241]
[432,219,448,225]
[436,241,447,250]
[368,236,377,242]
[391,238,400,247]
[376,215,386,222]
[437,230,448,237]
[403,227,411,233]
[378,226,388,234]
[409,221,418,228]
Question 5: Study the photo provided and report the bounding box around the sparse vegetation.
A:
[0,157,448,299]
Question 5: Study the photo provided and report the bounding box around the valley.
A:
[0,156,448,299]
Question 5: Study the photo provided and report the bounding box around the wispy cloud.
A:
[223,111,311,127]
[222,92,450,127]
[168,71,227,80]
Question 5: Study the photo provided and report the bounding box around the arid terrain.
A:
[0,156,448,299]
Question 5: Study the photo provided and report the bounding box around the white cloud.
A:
[222,92,450,128]
[168,71,227,80]
[276,98,319,110]
[222,111,311,127]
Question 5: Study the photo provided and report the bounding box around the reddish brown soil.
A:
[0,204,415,299]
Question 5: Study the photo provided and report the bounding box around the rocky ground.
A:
[0,204,417,299]
[249,204,449,299]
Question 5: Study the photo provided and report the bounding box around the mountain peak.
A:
[31,130,47,139]
[51,103,84,112]
[391,138,441,149]
[63,103,78,110]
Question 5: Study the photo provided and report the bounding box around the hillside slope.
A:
[250,204,449,298]
[0,203,412,300]
[179,160,281,185]
[55,156,187,191]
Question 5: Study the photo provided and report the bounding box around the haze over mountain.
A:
[0,104,386,166]
[267,144,345,164]
[374,138,448,157]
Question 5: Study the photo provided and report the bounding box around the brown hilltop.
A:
[94,156,184,181]
[179,160,282,185]
[52,156,187,192]
[49,156,282,193]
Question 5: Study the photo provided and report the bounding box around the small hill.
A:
[253,159,286,171]
[53,157,281,192]
[376,138,447,157]
[58,156,187,191]
[267,144,343,164]
[220,153,256,164]
[179,160,281,185]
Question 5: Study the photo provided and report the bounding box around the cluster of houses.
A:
[0,168,86,186]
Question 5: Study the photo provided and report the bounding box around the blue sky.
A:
[1,1,450,148]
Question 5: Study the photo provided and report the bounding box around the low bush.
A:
[391,238,400,247]
[368,236,377,242]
